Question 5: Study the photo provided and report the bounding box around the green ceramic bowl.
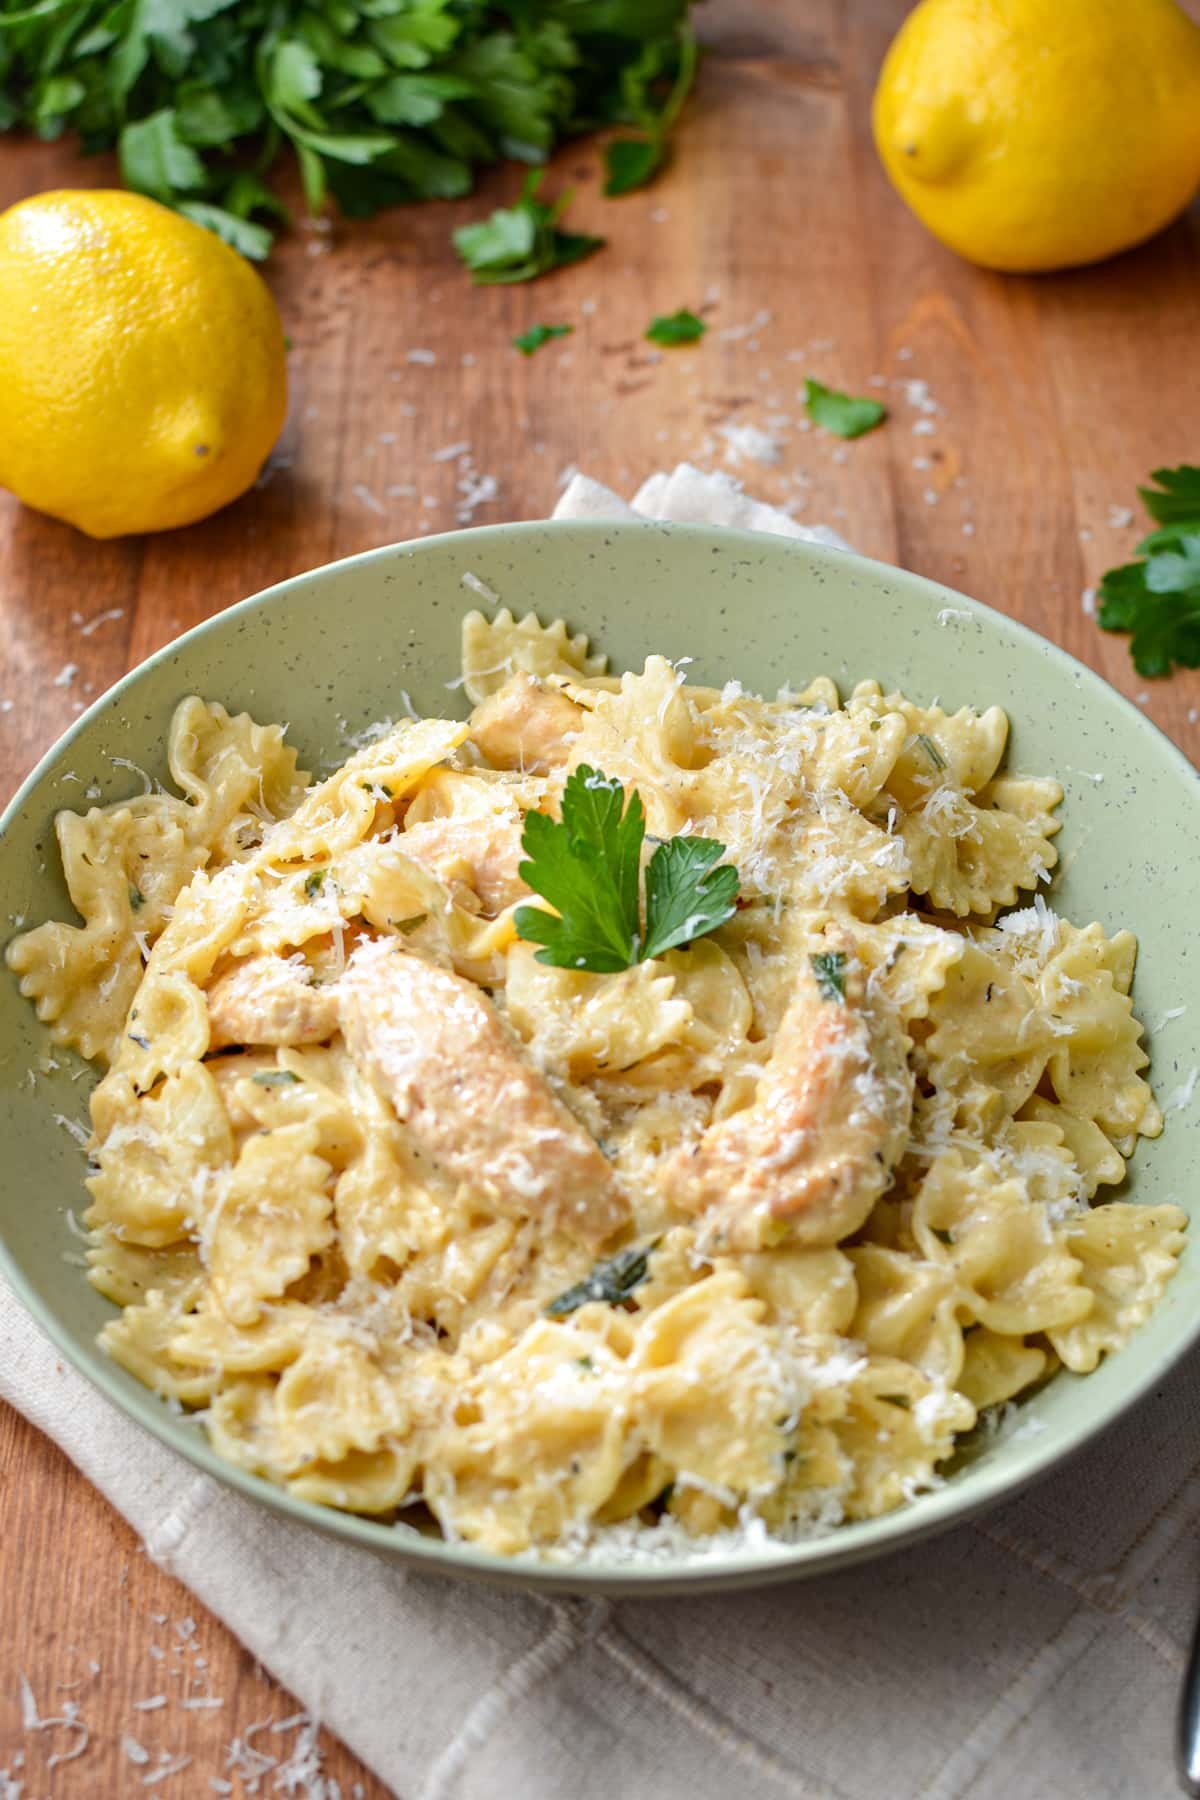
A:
[2,521,1197,1596]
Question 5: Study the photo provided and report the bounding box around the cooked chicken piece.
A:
[660,941,913,1251]
[469,672,583,774]
[207,954,339,1050]
[339,939,629,1246]
[399,808,527,916]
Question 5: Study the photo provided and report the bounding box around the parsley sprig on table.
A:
[512,322,573,356]
[1098,467,1200,676]
[454,172,602,284]
[804,378,888,440]
[0,1,698,259]
[645,308,706,347]
[515,765,739,974]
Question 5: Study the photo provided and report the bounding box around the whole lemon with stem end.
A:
[0,190,287,539]
[872,0,1200,273]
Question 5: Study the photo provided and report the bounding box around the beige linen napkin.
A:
[3,465,1197,1800]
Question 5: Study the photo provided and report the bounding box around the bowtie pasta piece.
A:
[270,718,468,862]
[7,698,313,1063]
[86,1061,233,1247]
[1046,1203,1188,1374]
[461,606,608,705]
[422,1315,636,1551]
[7,807,206,1062]
[87,1232,203,1311]
[848,1244,965,1386]
[899,773,1062,917]
[830,1355,976,1520]
[957,1328,1049,1412]
[205,1123,335,1326]
[505,942,694,1081]
[166,697,309,861]
[101,1285,225,1406]
[912,1150,1092,1337]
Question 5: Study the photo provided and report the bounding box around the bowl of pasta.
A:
[1,519,1197,1594]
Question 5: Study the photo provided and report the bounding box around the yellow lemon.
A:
[872,0,1200,272]
[0,189,287,538]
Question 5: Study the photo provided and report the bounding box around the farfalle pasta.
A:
[6,614,1185,1557]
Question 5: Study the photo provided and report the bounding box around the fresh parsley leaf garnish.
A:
[641,837,739,960]
[516,767,645,972]
[915,732,947,772]
[546,1243,655,1318]
[252,1070,301,1087]
[394,913,428,935]
[645,308,706,347]
[1098,467,1200,676]
[810,951,847,1002]
[515,765,739,973]
[513,323,574,356]
[453,172,604,286]
[0,5,698,256]
[804,378,888,440]
[303,870,325,899]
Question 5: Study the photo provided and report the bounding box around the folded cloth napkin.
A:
[3,465,1198,1800]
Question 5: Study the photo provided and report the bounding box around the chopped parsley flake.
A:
[645,308,706,347]
[546,1243,655,1317]
[803,377,887,440]
[513,323,574,356]
[810,950,847,1003]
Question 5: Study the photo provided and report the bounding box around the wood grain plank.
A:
[2,0,1199,1791]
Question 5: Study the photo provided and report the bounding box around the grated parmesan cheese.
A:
[1167,1067,1199,1113]
[460,570,500,606]
[717,421,784,467]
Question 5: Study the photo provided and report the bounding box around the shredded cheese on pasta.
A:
[5,611,1184,1557]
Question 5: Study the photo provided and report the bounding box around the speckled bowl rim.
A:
[1,518,1197,1597]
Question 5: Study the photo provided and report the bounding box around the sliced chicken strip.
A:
[468,671,582,774]
[339,939,629,1246]
[207,953,340,1050]
[399,808,527,916]
[660,941,913,1251]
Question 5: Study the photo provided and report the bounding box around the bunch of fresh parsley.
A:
[515,764,739,973]
[1098,468,1200,677]
[0,0,698,260]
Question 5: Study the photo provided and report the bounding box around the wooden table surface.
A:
[3,1,1199,1792]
